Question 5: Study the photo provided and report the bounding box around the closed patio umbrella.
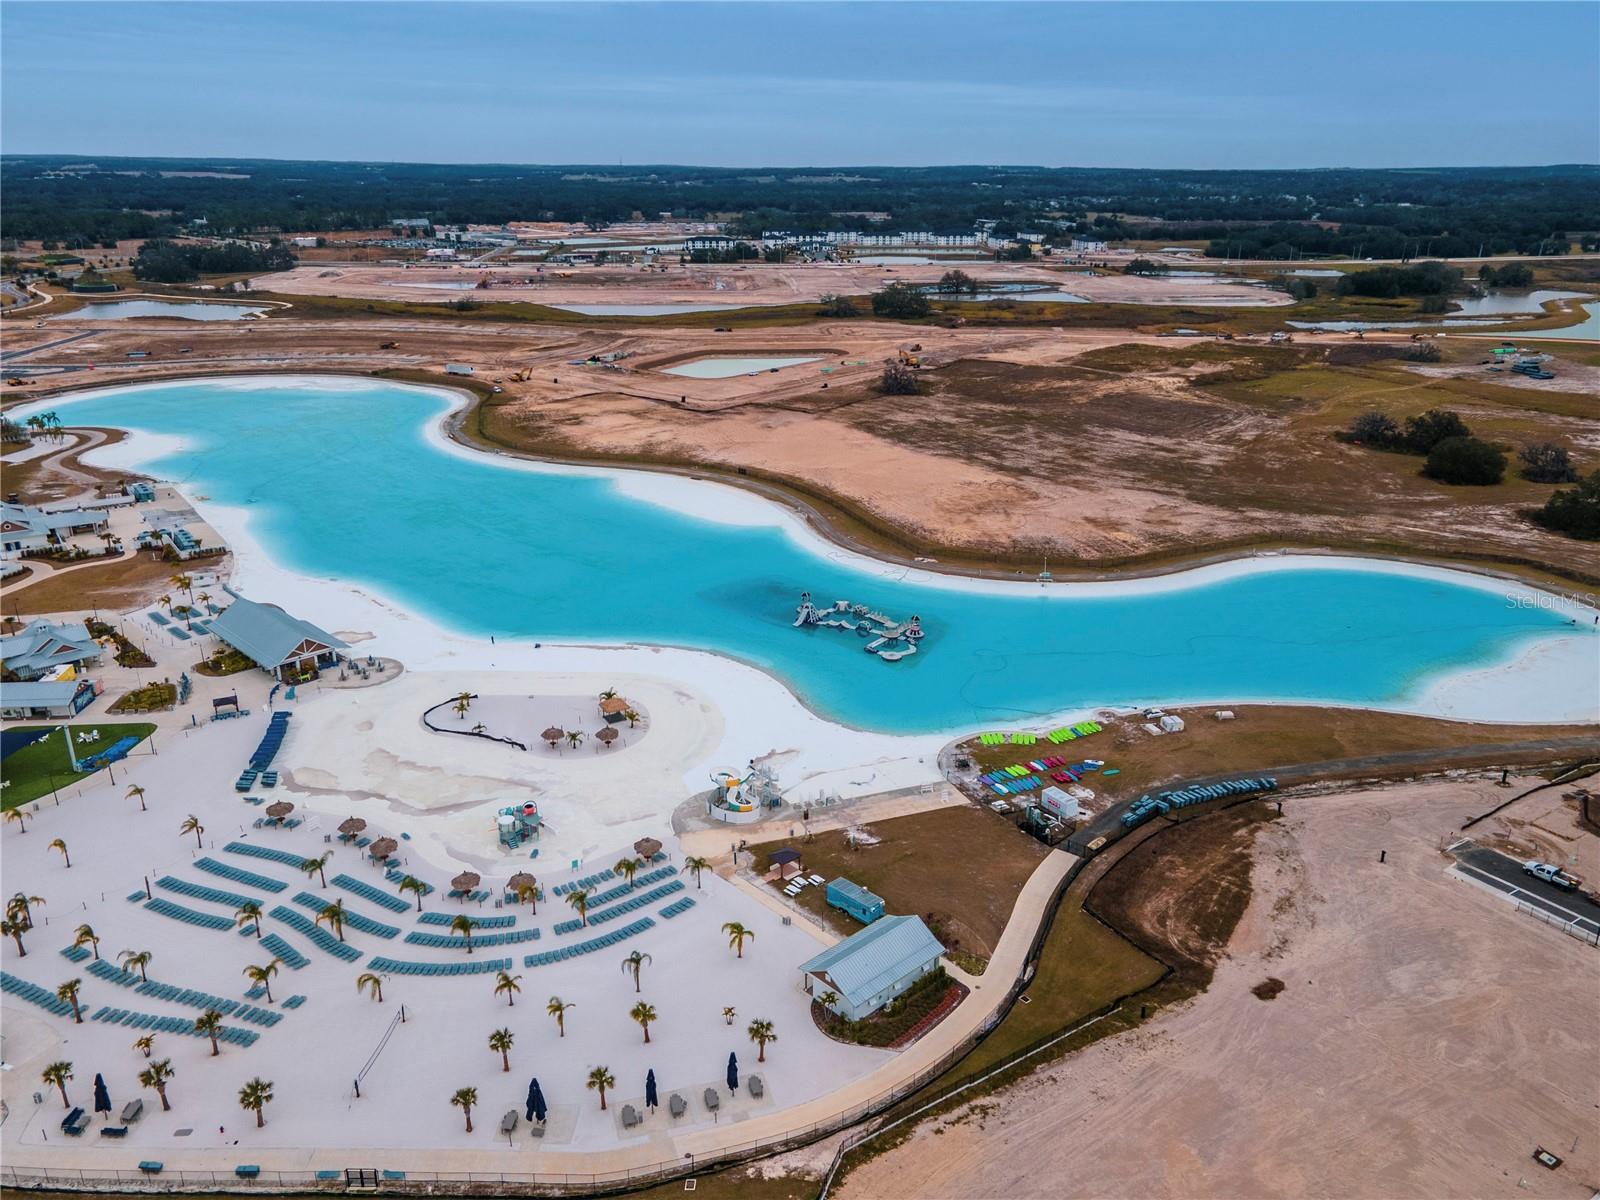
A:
[265,801,294,820]
[633,837,662,861]
[527,1078,547,1124]
[368,836,398,861]
[93,1073,111,1118]
[726,1052,739,1093]
[645,1069,658,1110]
[338,817,367,839]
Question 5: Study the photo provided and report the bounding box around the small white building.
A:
[799,914,945,1021]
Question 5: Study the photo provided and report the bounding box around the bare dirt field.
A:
[839,777,1600,1200]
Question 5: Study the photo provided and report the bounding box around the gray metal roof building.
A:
[208,592,348,681]
[799,914,945,1021]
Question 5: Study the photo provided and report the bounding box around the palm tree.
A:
[494,970,522,1007]
[300,851,333,889]
[451,1086,477,1133]
[140,1059,175,1111]
[722,1005,737,1027]
[119,948,153,982]
[449,913,474,954]
[239,1077,273,1128]
[133,1034,157,1059]
[453,692,473,720]
[623,708,640,728]
[356,972,385,1003]
[7,892,43,929]
[515,881,539,915]
[1,916,26,957]
[599,687,618,702]
[685,856,710,889]
[48,837,71,868]
[816,989,839,1010]
[5,808,29,835]
[547,995,574,1038]
[316,899,347,942]
[630,1001,657,1044]
[722,921,755,959]
[126,784,148,812]
[586,1066,615,1111]
[73,923,100,960]
[171,572,194,605]
[243,958,281,1004]
[194,1009,225,1056]
[564,729,586,751]
[197,590,212,613]
[57,978,83,1023]
[566,889,591,927]
[41,1061,73,1109]
[158,593,173,617]
[748,1019,777,1063]
[620,950,652,994]
[489,1027,514,1072]
[398,875,427,912]
[179,814,204,849]
[614,857,640,890]
[236,901,264,938]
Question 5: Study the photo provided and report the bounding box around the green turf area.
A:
[1,723,156,810]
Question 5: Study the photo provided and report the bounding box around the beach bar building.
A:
[207,592,348,682]
[0,678,98,719]
[799,914,944,1020]
[825,877,886,925]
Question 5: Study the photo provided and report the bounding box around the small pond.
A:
[61,300,267,321]
[662,356,821,379]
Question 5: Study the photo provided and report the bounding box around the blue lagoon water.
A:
[34,379,1583,733]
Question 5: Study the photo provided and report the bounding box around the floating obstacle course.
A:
[793,592,925,661]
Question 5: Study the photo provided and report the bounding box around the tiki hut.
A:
[368,836,399,861]
[633,837,663,862]
[599,696,631,723]
[596,726,620,748]
[265,801,295,821]
[541,726,565,749]
[507,872,538,902]
[452,871,482,898]
[338,817,368,840]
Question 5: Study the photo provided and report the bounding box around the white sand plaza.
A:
[0,695,916,1177]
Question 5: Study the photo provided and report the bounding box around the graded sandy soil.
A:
[838,778,1600,1200]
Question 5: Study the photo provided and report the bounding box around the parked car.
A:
[1522,861,1581,892]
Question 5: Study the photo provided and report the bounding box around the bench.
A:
[61,1107,90,1135]
[235,1165,261,1178]
[138,1161,164,1175]
[101,1126,129,1138]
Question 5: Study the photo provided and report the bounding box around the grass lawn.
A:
[754,805,1048,963]
[1,722,156,810]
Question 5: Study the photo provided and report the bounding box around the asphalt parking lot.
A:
[1451,843,1600,939]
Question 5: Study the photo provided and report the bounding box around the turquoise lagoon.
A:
[32,379,1588,733]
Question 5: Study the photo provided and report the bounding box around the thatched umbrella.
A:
[596,726,619,749]
[633,837,662,861]
[368,836,398,861]
[507,871,537,897]
[338,816,367,840]
[452,871,482,897]
[541,726,565,748]
[265,800,295,820]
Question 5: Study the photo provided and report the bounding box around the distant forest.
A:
[3,157,1597,259]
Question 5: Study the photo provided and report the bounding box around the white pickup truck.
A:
[1522,861,1582,892]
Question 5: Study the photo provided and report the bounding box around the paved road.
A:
[0,330,97,362]
[1451,844,1600,937]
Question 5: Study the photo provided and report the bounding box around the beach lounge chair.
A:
[669,1093,687,1118]
[138,1162,164,1175]
[121,1099,144,1123]
[500,1111,518,1134]
[748,1075,764,1099]
[101,1126,129,1138]
[61,1107,88,1135]
[620,1104,641,1129]
[703,1088,720,1111]
[235,1165,261,1178]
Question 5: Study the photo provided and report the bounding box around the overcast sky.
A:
[3,1,1596,168]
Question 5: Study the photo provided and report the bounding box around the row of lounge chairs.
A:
[553,867,620,896]
[364,956,513,977]
[267,906,362,961]
[291,892,400,939]
[553,880,684,935]
[158,874,261,910]
[403,926,541,950]
[249,711,292,771]
[524,918,653,968]
[332,873,412,913]
[1119,777,1277,829]
[91,1006,260,1046]
[583,864,678,909]
[256,933,310,969]
[419,910,515,928]
[225,840,309,868]
[195,856,288,893]
[144,897,236,932]
[86,960,282,1025]
[282,994,308,1009]
[252,816,302,830]
[383,866,433,895]
[448,888,492,903]
[1,970,76,1017]
[658,897,697,919]
[60,943,92,962]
